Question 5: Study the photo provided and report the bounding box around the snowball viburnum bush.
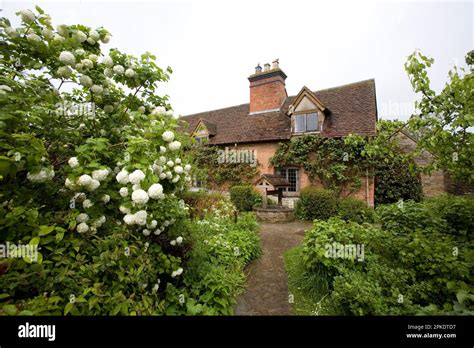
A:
[0,7,197,316]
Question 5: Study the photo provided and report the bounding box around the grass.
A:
[284,246,336,315]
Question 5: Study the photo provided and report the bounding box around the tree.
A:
[0,7,194,315]
[404,50,474,183]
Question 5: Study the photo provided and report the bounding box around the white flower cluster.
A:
[169,236,183,246]
[68,157,79,168]
[148,183,164,199]
[0,85,12,95]
[92,169,109,181]
[171,267,183,278]
[27,168,55,183]
[59,51,76,66]
[19,9,35,23]
[77,174,100,191]
[123,210,147,226]
[64,160,110,193]
[132,189,149,205]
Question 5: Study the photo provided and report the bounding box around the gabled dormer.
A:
[287,86,327,134]
[191,118,216,145]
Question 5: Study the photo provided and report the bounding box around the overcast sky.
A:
[2,0,472,120]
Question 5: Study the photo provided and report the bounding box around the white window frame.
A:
[293,111,320,133]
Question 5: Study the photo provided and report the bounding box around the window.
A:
[192,176,206,189]
[194,136,208,146]
[294,112,319,133]
[277,167,299,192]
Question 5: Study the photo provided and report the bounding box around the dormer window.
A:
[194,135,208,146]
[294,112,319,133]
[191,119,216,146]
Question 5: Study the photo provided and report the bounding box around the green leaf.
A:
[3,304,18,315]
[35,5,45,14]
[64,302,74,315]
[0,293,10,300]
[56,232,65,243]
[38,225,55,236]
[29,237,40,246]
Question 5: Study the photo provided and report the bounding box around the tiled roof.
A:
[257,174,290,187]
[182,79,377,144]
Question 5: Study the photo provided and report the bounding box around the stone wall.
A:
[395,131,448,198]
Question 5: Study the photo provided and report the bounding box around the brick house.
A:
[182,61,377,207]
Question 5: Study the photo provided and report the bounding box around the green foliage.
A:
[375,155,423,204]
[182,212,261,315]
[337,197,375,224]
[270,120,425,205]
[0,7,259,316]
[376,200,449,235]
[424,194,474,238]
[229,185,261,212]
[295,188,338,220]
[297,207,473,315]
[285,246,334,315]
[405,50,474,182]
[189,146,259,189]
[180,190,229,219]
[270,134,367,194]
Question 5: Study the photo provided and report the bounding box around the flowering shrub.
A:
[181,191,233,219]
[182,212,261,315]
[0,7,217,315]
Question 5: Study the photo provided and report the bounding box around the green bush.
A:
[295,188,338,220]
[181,212,261,315]
[337,197,375,224]
[229,185,261,212]
[375,200,449,234]
[424,194,474,238]
[375,156,423,205]
[181,190,229,219]
[285,246,334,315]
[298,217,473,315]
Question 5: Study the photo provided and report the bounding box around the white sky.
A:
[2,0,473,120]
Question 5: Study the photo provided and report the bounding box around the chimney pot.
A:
[248,62,287,114]
[272,59,279,70]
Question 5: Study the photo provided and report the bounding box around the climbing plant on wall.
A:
[270,120,424,202]
[188,145,259,189]
[270,134,369,195]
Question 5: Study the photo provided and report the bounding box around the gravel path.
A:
[234,220,313,315]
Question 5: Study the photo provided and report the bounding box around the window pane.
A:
[306,113,318,131]
[287,168,299,192]
[295,115,305,132]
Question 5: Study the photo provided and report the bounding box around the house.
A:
[182,61,378,207]
[394,129,474,197]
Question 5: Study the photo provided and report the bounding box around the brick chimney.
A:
[248,60,287,114]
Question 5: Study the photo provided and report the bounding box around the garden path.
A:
[234,220,313,315]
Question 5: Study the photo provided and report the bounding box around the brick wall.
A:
[248,70,287,113]
[395,132,447,197]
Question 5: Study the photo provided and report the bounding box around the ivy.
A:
[189,146,259,189]
[270,121,424,203]
[270,134,369,195]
